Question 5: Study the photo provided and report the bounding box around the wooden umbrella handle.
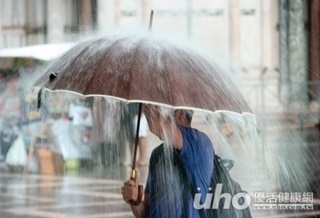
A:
[129,169,143,206]
[128,185,143,206]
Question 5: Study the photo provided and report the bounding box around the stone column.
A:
[79,0,93,33]
[0,0,3,48]
[279,0,308,108]
[260,0,272,75]
[47,0,65,43]
[229,0,240,72]
[309,0,320,100]
[278,0,290,106]
[114,0,121,27]
[186,0,193,39]
[238,0,262,70]
[26,0,46,44]
[97,0,115,32]
[270,1,279,75]
[1,0,26,47]
[288,0,308,105]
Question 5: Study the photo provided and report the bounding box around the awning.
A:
[0,43,76,69]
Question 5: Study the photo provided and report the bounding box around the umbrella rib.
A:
[82,38,126,95]
[63,40,98,86]
[126,37,145,100]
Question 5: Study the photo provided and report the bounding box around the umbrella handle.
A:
[129,169,143,206]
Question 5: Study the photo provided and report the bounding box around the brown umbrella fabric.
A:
[34,33,252,114]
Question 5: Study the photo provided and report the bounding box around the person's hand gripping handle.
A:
[129,169,143,206]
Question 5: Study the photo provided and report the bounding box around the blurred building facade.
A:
[0,0,319,120]
[0,0,279,73]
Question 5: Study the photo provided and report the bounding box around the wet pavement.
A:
[0,171,132,218]
[0,163,319,218]
[0,116,319,218]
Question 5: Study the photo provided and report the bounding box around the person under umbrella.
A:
[32,29,254,216]
[121,105,214,217]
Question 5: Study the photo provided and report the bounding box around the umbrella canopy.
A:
[34,32,252,114]
[33,31,253,205]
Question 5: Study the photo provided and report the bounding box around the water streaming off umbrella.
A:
[37,90,318,217]
[0,32,318,217]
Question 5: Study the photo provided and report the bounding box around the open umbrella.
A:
[33,16,252,205]
[34,37,251,113]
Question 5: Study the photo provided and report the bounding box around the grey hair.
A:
[185,110,194,123]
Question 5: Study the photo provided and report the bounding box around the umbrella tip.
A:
[148,10,154,31]
[49,72,59,82]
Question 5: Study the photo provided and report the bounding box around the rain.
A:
[0,1,319,218]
